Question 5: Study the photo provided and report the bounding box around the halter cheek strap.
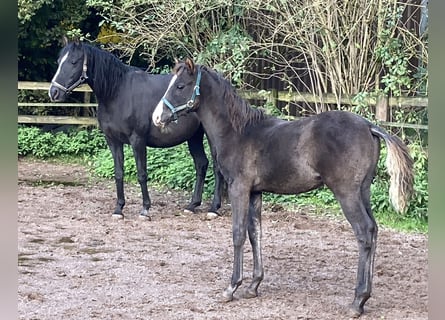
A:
[162,67,202,121]
[51,52,88,94]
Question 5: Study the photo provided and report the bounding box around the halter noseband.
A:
[51,52,88,94]
[162,67,202,121]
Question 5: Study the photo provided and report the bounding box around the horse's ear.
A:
[185,58,195,74]
[174,57,179,64]
[62,36,69,46]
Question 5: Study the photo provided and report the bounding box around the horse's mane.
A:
[64,42,139,100]
[202,65,268,133]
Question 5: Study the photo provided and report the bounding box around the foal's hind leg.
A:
[337,190,377,317]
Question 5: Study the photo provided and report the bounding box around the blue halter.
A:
[162,67,202,121]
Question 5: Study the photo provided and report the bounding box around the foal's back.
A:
[243,111,380,195]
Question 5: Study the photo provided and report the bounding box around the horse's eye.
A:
[177,84,184,90]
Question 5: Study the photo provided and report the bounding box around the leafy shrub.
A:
[92,142,215,195]
[18,126,107,158]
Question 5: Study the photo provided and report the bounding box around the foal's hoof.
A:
[206,212,219,220]
[240,287,258,299]
[221,289,234,303]
[139,213,152,221]
[348,304,364,318]
[112,213,124,220]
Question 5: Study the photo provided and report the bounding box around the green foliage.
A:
[375,36,411,97]
[18,0,98,81]
[375,2,412,97]
[18,126,107,158]
[196,25,252,86]
[92,142,216,195]
[18,0,53,22]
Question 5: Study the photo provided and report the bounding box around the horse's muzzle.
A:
[48,85,65,102]
[152,100,174,128]
[153,118,166,128]
[152,112,167,128]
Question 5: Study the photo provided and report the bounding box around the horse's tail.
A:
[370,125,414,213]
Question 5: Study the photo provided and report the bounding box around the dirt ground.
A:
[18,158,427,320]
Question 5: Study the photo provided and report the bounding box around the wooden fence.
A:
[18,81,428,130]
[18,82,96,126]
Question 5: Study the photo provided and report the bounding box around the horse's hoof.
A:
[348,304,364,318]
[221,289,234,303]
[183,208,194,214]
[240,287,258,299]
[112,213,124,219]
[139,214,152,221]
[206,212,219,220]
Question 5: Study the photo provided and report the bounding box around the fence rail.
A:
[18,81,428,130]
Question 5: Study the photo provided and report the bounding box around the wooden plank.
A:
[19,81,427,107]
[18,81,92,92]
[238,89,271,100]
[277,91,351,105]
[18,102,98,108]
[388,96,428,107]
[378,121,428,130]
[239,90,427,108]
[18,115,97,126]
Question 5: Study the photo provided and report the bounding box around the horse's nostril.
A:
[49,87,59,101]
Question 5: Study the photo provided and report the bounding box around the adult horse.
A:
[152,59,414,317]
[49,40,223,219]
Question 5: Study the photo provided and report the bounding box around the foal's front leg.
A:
[222,183,250,302]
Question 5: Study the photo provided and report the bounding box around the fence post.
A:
[376,94,388,121]
[267,89,278,110]
[81,91,91,117]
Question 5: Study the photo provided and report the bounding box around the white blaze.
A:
[152,74,177,125]
[48,51,69,98]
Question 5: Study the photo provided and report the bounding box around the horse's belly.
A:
[259,178,323,195]
[255,164,323,195]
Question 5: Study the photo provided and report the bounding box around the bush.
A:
[18,126,107,158]
[92,141,216,196]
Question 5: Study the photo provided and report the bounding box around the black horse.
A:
[152,59,414,317]
[49,40,223,219]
